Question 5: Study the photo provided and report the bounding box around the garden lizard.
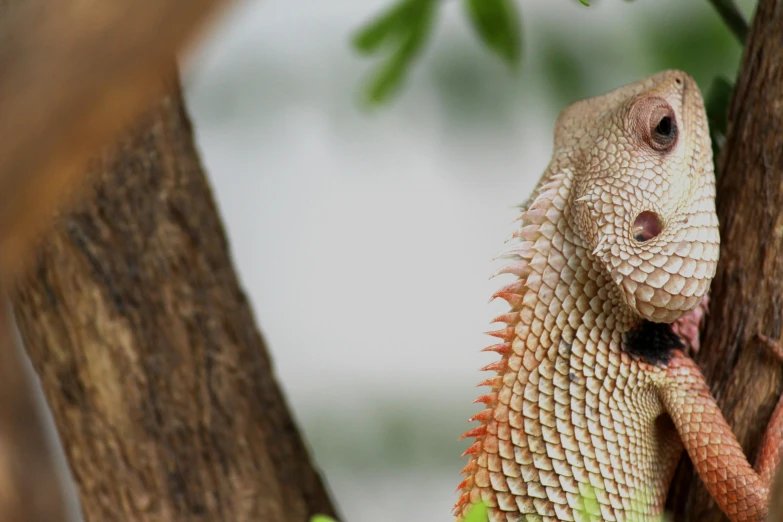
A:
[454,70,783,522]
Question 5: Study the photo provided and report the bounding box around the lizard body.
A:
[454,71,783,522]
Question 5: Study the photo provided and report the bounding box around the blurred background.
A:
[176,1,753,520]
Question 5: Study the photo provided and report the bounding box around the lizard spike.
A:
[519,208,546,224]
[476,376,502,388]
[480,360,507,372]
[473,393,497,405]
[536,187,558,200]
[518,224,538,241]
[453,493,471,514]
[494,240,536,260]
[490,261,531,279]
[468,409,493,423]
[489,292,524,308]
[592,234,609,256]
[538,175,563,190]
[493,279,525,296]
[461,441,482,457]
[460,461,477,475]
[459,425,488,440]
[452,492,470,517]
[485,327,514,341]
[481,343,511,355]
[503,231,519,244]
[454,478,471,492]
[490,311,520,325]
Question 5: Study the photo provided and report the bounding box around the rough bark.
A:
[11,77,338,522]
[0,0,235,518]
[668,0,783,520]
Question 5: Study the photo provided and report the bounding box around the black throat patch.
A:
[623,319,683,365]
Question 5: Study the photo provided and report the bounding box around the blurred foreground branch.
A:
[0,0,229,279]
[0,0,337,520]
[0,0,231,520]
[707,0,749,43]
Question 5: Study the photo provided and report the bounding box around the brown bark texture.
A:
[0,0,232,518]
[11,80,338,522]
[668,0,783,520]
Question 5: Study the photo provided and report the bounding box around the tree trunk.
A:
[668,0,783,520]
[10,75,337,522]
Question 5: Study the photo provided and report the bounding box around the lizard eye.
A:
[651,112,677,149]
[630,97,678,152]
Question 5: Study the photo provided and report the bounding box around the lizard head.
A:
[560,70,719,323]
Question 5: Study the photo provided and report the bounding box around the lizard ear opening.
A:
[632,211,662,242]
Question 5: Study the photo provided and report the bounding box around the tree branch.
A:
[668,0,783,519]
[707,0,748,43]
[0,0,231,519]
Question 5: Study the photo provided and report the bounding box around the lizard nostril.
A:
[633,211,662,242]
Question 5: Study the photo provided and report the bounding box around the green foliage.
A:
[353,0,747,109]
[352,0,521,105]
[579,483,601,517]
[307,502,489,522]
[352,0,437,105]
[310,516,338,522]
[306,490,672,522]
[463,0,522,69]
[645,16,741,90]
[538,37,589,109]
[463,501,489,522]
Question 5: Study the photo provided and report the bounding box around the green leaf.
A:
[578,483,601,517]
[309,516,338,522]
[463,501,489,522]
[579,0,590,5]
[352,0,410,55]
[360,0,437,105]
[363,40,417,104]
[463,0,522,68]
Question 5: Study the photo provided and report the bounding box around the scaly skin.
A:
[454,71,783,522]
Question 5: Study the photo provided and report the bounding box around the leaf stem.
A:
[707,0,748,43]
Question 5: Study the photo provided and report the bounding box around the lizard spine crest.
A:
[455,171,567,516]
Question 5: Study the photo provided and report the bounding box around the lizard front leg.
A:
[658,350,783,521]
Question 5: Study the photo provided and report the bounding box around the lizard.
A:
[453,70,783,522]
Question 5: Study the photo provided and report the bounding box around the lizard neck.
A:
[454,169,653,518]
